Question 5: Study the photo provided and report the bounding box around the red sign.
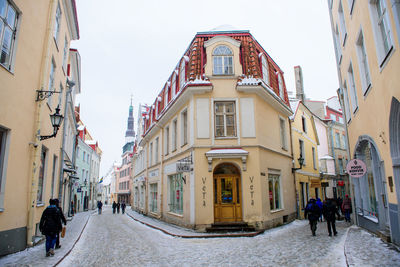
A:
[337,181,345,186]
[176,190,180,200]
[269,191,273,200]
[346,159,367,178]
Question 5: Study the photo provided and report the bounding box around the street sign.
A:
[346,159,367,178]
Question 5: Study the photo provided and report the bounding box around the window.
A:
[348,64,358,113]
[312,147,316,170]
[269,174,281,211]
[51,155,58,198]
[172,119,177,151]
[215,101,236,137]
[171,75,176,99]
[150,183,158,213]
[279,118,287,150]
[53,3,61,41]
[301,116,307,133]
[37,146,48,204]
[261,55,269,85]
[0,126,9,208]
[278,73,284,99]
[338,158,344,174]
[330,113,337,121]
[334,24,343,64]
[168,173,183,214]
[155,137,159,164]
[181,110,188,146]
[47,59,56,106]
[0,0,17,70]
[83,151,86,162]
[335,132,341,148]
[213,45,233,75]
[164,85,169,108]
[342,134,347,149]
[339,116,344,123]
[348,0,355,14]
[179,61,185,90]
[338,1,347,45]
[356,31,371,94]
[165,126,169,155]
[62,36,68,71]
[343,82,351,122]
[369,0,393,66]
[299,139,305,165]
[149,142,153,166]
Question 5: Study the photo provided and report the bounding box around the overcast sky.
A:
[73,0,339,177]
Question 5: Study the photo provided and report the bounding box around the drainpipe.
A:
[27,0,57,247]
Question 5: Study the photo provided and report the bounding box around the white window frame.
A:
[179,61,185,90]
[334,24,343,64]
[164,85,169,108]
[268,173,282,211]
[181,109,188,146]
[369,0,394,67]
[171,75,176,99]
[53,3,61,42]
[299,139,306,165]
[149,183,158,213]
[149,142,153,166]
[37,146,48,205]
[0,0,18,71]
[356,30,372,95]
[155,137,159,164]
[279,117,287,150]
[172,119,177,151]
[347,63,359,113]
[214,101,237,138]
[336,132,341,148]
[338,1,348,46]
[0,126,10,210]
[212,45,233,75]
[261,55,269,85]
[165,126,169,155]
[343,82,352,122]
[312,147,317,170]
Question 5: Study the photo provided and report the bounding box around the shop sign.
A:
[321,182,329,187]
[337,181,345,186]
[176,162,191,173]
[310,179,321,188]
[346,159,367,178]
[77,187,82,193]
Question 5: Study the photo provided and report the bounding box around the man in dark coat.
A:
[97,200,103,214]
[121,201,126,214]
[112,201,117,214]
[304,198,321,236]
[39,199,64,257]
[54,199,66,249]
[117,201,120,214]
[322,198,340,236]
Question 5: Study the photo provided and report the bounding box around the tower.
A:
[125,97,135,144]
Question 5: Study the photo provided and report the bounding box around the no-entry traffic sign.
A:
[346,159,367,178]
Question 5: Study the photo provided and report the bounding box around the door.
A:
[214,174,242,222]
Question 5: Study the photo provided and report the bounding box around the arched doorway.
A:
[389,97,400,245]
[213,163,242,222]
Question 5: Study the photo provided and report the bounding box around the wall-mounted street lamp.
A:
[39,105,64,140]
[292,156,305,173]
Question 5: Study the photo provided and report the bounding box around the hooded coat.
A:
[39,205,63,236]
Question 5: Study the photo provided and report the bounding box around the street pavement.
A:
[0,206,399,267]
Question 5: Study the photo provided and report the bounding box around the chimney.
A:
[294,66,305,102]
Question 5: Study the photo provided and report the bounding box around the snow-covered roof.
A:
[205,149,249,156]
[85,140,97,145]
[289,99,300,120]
[77,125,85,131]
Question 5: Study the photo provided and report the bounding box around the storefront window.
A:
[363,144,378,215]
[168,173,183,214]
[269,174,281,211]
[150,183,158,213]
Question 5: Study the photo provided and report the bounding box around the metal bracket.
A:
[36,90,61,101]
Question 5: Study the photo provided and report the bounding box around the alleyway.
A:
[1,206,399,267]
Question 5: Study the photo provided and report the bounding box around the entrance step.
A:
[378,229,391,243]
[206,222,256,233]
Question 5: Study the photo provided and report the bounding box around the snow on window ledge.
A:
[167,211,183,218]
[270,208,284,214]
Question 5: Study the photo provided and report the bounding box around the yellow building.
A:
[0,0,79,255]
[328,0,400,244]
[133,28,297,231]
[290,100,324,219]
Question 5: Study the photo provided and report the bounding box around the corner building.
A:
[133,28,296,230]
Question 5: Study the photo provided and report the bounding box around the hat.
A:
[345,194,349,197]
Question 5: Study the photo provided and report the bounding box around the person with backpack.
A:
[304,198,321,236]
[322,198,340,236]
[39,199,64,257]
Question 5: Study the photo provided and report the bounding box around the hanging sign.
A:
[346,159,367,178]
[337,181,345,186]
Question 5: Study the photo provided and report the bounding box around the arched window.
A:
[164,85,169,108]
[179,61,185,90]
[278,72,284,99]
[213,45,233,75]
[261,55,269,85]
[171,75,176,98]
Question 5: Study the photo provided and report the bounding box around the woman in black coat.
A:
[39,199,63,256]
[322,198,340,236]
[112,201,117,214]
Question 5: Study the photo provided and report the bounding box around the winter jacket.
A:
[112,202,117,209]
[39,205,63,236]
[305,200,321,221]
[322,199,340,221]
[342,197,352,211]
[97,201,103,209]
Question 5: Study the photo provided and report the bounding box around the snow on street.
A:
[1,206,399,267]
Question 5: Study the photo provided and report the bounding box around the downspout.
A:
[27,0,57,247]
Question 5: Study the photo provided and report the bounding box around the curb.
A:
[125,212,265,238]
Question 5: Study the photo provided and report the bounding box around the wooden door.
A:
[214,174,242,222]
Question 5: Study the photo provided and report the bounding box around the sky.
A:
[73,0,339,177]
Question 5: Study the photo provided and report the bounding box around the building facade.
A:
[0,0,79,255]
[328,0,400,244]
[133,28,297,231]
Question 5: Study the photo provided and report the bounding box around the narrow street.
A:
[2,206,398,267]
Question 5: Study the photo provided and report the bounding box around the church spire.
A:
[125,98,135,144]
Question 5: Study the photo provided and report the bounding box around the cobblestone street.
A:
[2,206,399,267]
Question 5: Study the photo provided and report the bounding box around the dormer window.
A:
[171,75,176,98]
[261,55,269,85]
[179,61,185,90]
[278,72,284,99]
[213,45,233,75]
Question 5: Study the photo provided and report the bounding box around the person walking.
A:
[39,199,64,257]
[342,195,352,222]
[121,201,126,214]
[53,199,66,249]
[112,201,117,214]
[97,200,103,215]
[336,196,343,219]
[316,198,323,222]
[304,198,321,236]
[116,201,120,214]
[322,198,340,236]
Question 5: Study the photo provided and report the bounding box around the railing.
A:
[356,207,379,219]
